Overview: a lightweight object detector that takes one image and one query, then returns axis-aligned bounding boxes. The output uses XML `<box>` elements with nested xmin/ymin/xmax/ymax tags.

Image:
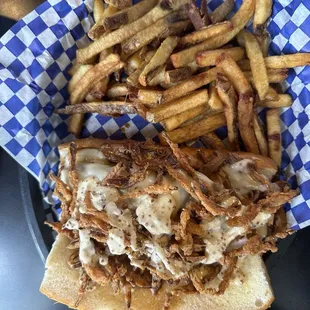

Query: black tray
<box><xmin>21</xmin><ymin>168</ymin><xmax>310</xmax><ymax>310</ymax></box>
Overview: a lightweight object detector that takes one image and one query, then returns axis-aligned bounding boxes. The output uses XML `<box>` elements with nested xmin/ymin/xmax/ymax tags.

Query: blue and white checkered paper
<box><xmin>0</xmin><ymin>0</ymin><xmax>309</xmax><ymax>229</ymax></box>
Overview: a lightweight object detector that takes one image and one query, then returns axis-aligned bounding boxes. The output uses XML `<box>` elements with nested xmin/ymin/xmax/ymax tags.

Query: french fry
<box><xmin>244</xmin><ymin>31</ymin><xmax>269</xmax><ymax>100</ymax></box>
<box><xmin>161</xmin><ymin>105</ymin><xmax>207</xmax><ymax>131</ymax></box>
<box><xmin>256</xmin><ymin>30</ymin><xmax>270</xmax><ymax>57</ymax></box>
<box><xmin>93</xmin><ymin>0</ymin><xmax>106</xmax><ymax>22</ymax></box>
<box><xmin>243</xmin><ymin>69</ymin><xmax>288</xmax><ymax>83</ymax></box>
<box><xmin>68</xmin><ymin>65</ymin><xmax>93</xmax><ymax>94</ymax></box>
<box><xmin>253</xmin><ymin>0</ymin><xmax>272</xmax><ymax>34</ymax></box>
<box><xmin>210</xmin><ymin>0</ymin><xmax>234</xmax><ymax>24</ymax></box>
<box><xmin>107</xmin><ymin>83</ymin><xmax>130</xmax><ymax>98</ymax></box>
<box><xmin>105</xmin><ymin>0</ymin><xmax>132</xmax><ymax>9</ymax></box>
<box><xmin>125</xmin><ymin>50</ymin><xmax>143</xmax><ymax>75</ymax></box>
<box><xmin>57</xmin><ymin>101</ymin><xmax>137</xmax><ymax>116</ymax></box>
<box><xmin>216</xmin><ymin>53</ymin><xmax>252</xmax><ymax>95</ymax></box>
<box><xmin>139</xmin><ymin>36</ymin><xmax>179</xmax><ymax>87</ymax></box>
<box><xmin>239</xmin><ymin>53</ymin><xmax>310</xmax><ymax>70</ymax></box>
<box><xmin>265</xmin><ymin>86</ymin><xmax>280</xmax><ymax>101</ymax></box>
<box><xmin>180</xmin><ymin>108</ymin><xmax>222</xmax><ymax>127</ymax></box>
<box><xmin>257</xmin><ymin>94</ymin><xmax>293</xmax><ymax>108</ymax></box>
<box><xmin>236</xmin><ymin>30</ymin><xmax>245</xmax><ymax>47</ymax></box>
<box><xmin>266</xmin><ymin>109</ymin><xmax>282</xmax><ymax>167</ymax></box>
<box><xmin>216</xmin><ymin>73</ymin><xmax>239</xmax><ymax>151</ymax></box>
<box><xmin>68</xmin><ymin>114</ymin><xmax>84</xmax><ymax>137</ymax></box>
<box><xmin>103</xmin><ymin>0</ymin><xmax>157</xmax><ymax>31</ymax></box>
<box><xmin>146</xmin><ymin>89</ymin><xmax>209</xmax><ymax>123</ymax></box>
<box><xmin>77</xmin><ymin>0</ymin><xmax>190</xmax><ymax>63</ymax></box>
<box><xmin>238</xmin><ymin>93</ymin><xmax>260</xmax><ymax>154</ymax></box>
<box><xmin>185</xmin><ymin>0</ymin><xmax>205</xmax><ymax>30</ymax></box>
<box><xmin>170</xmin><ymin>0</ymin><xmax>255</xmax><ymax>67</ymax></box>
<box><xmin>126</xmin><ymin>50</ymin><xmax>156</xmax><ymax>87</ymax></box>
<box><xmin>196</xmin><ymin>47</ymin><xmax>245</xmax><ymax>67</ymax></box>
<box><xmin>136</xmin><ymin>89</ymin><xmax>163</xmax><ymax>107</ymax></box>
<box><xmin>162</xmin><ymin>67</ymin><xmax>220</xmax><ymax>103</ymax></box>
<box><xmin>68</xmin><ymin>63</ymin><xmax>82</xmax><ymax>76</ymax></box>
<box><xmin>86</xmin><ymin>77</ymin><xmax>110</xmax><ymax>102</ymax></box>
<box><xmin>200</xmin><ymin>132</ymin><xmax>225</xmax><ymax>150</ymax></box>
<box><xmin>88</xmin><ymin>6</ymin><xmax>118</xmax><ymax>40</ymax></box>
<box><xmin>147</xmin><ymin>65</ymin><xmax>166</xmax><ymax>86</ymax></box>
<box><xmin>179</xmin><ymin>21</ymin><xmax>233</xmax><ymax>46</ymax></box>
<box><xmin>70</xmin><ymin>54</ymin><xmax>124</xmax><ymax>105</ymax></box>
<box><xmin>200</xmin><ymin>0</ymin><xmax>211</xmax><ymax>26</ymax></box>
<box><xmin>253</xmin><ymin>113</ymin><xmax>268</xmax><ymax>156</ymax></box>
<box><xmin>208</xmin><ymin>81</ymin><xmax>223</xmax><ymax>110</ymax></box>
<box><xmin>166</xmin><ymin>113</ymin><xmax>226</xmax><ymax>144</ymax></box>
<box><xmin>99</xmin><ymin>47</ymin><xmax>113</xmax><ymax>62</ymax></box>
<box><xmin>164</xmin><ymin>67</ymin><xmax>192</xmax><ymax>84</ymax></box>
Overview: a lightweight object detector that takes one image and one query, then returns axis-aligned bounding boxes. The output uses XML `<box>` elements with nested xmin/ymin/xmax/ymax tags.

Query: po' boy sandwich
<box><xmin>41</xmin><ymin>137</ymin><xmax>297</xmax><ymax>309</ymax></box>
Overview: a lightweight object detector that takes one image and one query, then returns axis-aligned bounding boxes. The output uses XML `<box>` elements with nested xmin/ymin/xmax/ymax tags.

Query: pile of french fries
<box><xmin>59</xmin><ymin>0</ymin><xmax>310</xmax><ymax>168</ymax></box>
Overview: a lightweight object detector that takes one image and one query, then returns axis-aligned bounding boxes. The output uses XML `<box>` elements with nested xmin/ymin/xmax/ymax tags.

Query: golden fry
<box><xmin>146</xmin><ymin>65</ymin><xmax>166</xmax><ymax>87</ymax></box>
<box><xmin>70</xmin><ymin>54</ymin><xmax>123</xmax><ymax>105</ymax></box>
<box><xmin>68</xmin><ymin>65</ymin><xmax>93</xmax><ymax>94</ymax></box>
<box><xmin>68</xmin><ymin>63</ymin><xmax>82</xmax><ymax>76</ymax></box>
<box><xmin>216</xmin><ymin>53</ymin><xmax>252</xmax><ymax>95</ymax></box>
<box><xmin>164</xmin><ymin>67</ymin><xmax>192</xmax><ymax>84</ymax></box>
<box><xmin>265</xmin><ymin>86</ymin><xmax>280</xmax><ymax>101</ymax></box>
<box><xmin>162</xmin><ymin>67</ymin><xmax>220</xmax><ymax>103</ymax></box>
<box><xmin>77</xmin><ymin>0</ymin><xmax>190</xmax><ymax>63</ymax></box>
<box><xmin>210</xmin><ymin>0</ymin><xmax>234</xmax><ymax>24</ymax></box>
<box><xmin>179</xmin><ymin>21</ymin><xmax>233</xmax><ymax>46</ymax></box>
<box><xmin>146</xmin><ymin>89</ymin><xmax>209</xmax><ymax>123</ymax></box>
<box><xmin>208</xmin><ymin>81</ymin><xmax>223</xmax><ymax>110</ymax></box>
<box><xmin>170</xmin><ymin>0</ymin><xmax>255</xmax><ymax>67</ymax></box>
<box><xmin>139</xmin><ymin>36</ymin><xmax>179</xmax><ymax>86</ymax></box>
<box><xmin>126</xmin><ymin>50</ymin><xmax>143</xmax><ymax>75</ymax></box>
<box><xmin>93</xmin><ymin>0</ymin><xmax>106</xmax><ymax>22</ymax></box>
<box><xmin>266</xmin><ymin>109</ymin><xmax>282</xmax><ymax>167</ymax></box>
<box><xmin>253</xmin><ymin>113</ymin><xmax>268</xmax><ymax>156</ymax></box>
<box><xmin>107</xmin><ymin>83</ymin><xmax>130</xmax><ymax>99</ymax></box>
<box><xmin>256</xmin><ymin>30</ymin><xmax>270</xmax><ymax>57</ymax></box>
<box><xmin>136</xmin><ymin>89</ymin><xmax>163</xmax><ymax>107</ymax></box>
<box><xmin>253</xmin><ymin>0</ymin><xmax>272</xmax><ymax>34</ymax></box>
<box><xmin>244</xmin><ymin>31</ymin><xmax>269</xmax><ymax>100</ymax></box>
<box><xmin>86</xmin><ymin>77</ymin><xmax>109</xmax><ymax>102</ymax></box>
<box><xmin>161</xmin><ymin>105</ymin><xmax>207</xmax><ymax>131</ymax></box>
<box><xmin>186</xmin><ymin>0</ymin><xmax>205</xmax><ymax>30</ymax></box>
<box><xmin>105</xmin><ymin>0</ymin><xmax>132</xmax><ymax>9</ymax></box>
<box><xmin>200</xmin><ymin>132</ymin><xmax>225</xmax><ymax>150</ymax></box>
<box><xmin>196</xmin><ymin>47</ymin><xmax>245</xmax><ymax>67</ymax></box>
<box><xmin>243</xmin><ymin>68</ymin><xmax>288</xmax><ymax>83</ymax></box>
<box><xmin>257</xmin><ymin>94</ymin><xmax>293</xmax><ymax>108</ymax></box>
<box><xmin>216</xmin><ymin>73</ymin><xmax>239</xmax><ymax>151</ymax></box>
<box><xmin>166</xmin><ymin>113</ymin><xmax>226</xmax><ymax>144</ymax></box>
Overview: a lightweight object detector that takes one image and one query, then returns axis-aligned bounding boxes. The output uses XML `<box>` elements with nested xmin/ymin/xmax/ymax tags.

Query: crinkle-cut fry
<box><xmin>216</xmin><ymin>52</ymin><xmax>252</xmax><ymax>96</ymax></box>
<box><xmin>161</xmin><ymin>105</ymin><xmax>207</xmax><ymax>131</ymax></box>
<box><xmin>208</xmin><ymin>81</ymin><xmax>223</xmax><ymax>110</ymax></box>
<box><xmin>70</xmin><ymin>54</ymin><xmax>123</xmax><ymax>105</ymax></box>
<box><xmin>257</xmin><ymin>94</ymin><xmax>293</xmax><ymax>108</ymax></box>
<box><xmin>57</xmin><ymin>101</ymin><xmax>137</xmax><ymax>116</ymax></box>
<box><xmin>244</xmin><ymin>31</ymin><xmax>269</xmax><ymax>100</ymax></box>
<box><xmin>210</xmin><ymin>0</ymin><xmax>234</xmax><ymax>24</ymax></box>
<box><xmin>162</xmin><ymin>67</ymin><xmax>220</xmax><ymax>103</ymax></box>
<box><xmin>170</xmin><ymin>0</ymin><xmax>255</xmax><ymax>67</ymax></box>
<box><xmin>136</xmin><ymin>89</ymin><xmax>163</xmax><ymax>107</ymax></box>
<box><xmin>196</xmin><ymin>47</ymin><xmax>245</xmax><ymax>68</ymax></box>
<box><xmin>77</xmin><ymin>0</ymin><xmax>191</xmax><ymax>63</ymax></box>
<box><xmin>103</xmin><ymin>0</ymin><xmax>157</xmax><ymax>31</ymax></box>
<box><xmin>200</xmin><ymin>132</ymin><xmax>225</xmax><ymax>150</ymax></box>
<box><xmin>179</xmin><ymin>21</ymin><xmax>233</xmax><ymax>47</ymax></box>
<box><xmin>120</xmin><ymin>8</ymin><xmax>186</xmax><ymax>55</ymax></box>
<box><xmin>68</xmin><ymin>65</ymin><xmax>93</xmax><ymax>94</ymax></box>
<box><xmin>94</xmin><ymin>0</ymin><xmax>106</xmax><ymax>22</ymax></box>
<box><xmin>185</xmin><ymin>0</ymin><xmax>205</xmax><ymax>30</ymax></box>
<box><xmin>166</xmin><ymin>113</ymin><xmax>226</xmax><ymax>144</ymax></box>
<box><xmin>146</xmin><ymin>89</ymin><xmax>209</xmax><ymax>123</ymax></box>
<box><xmin>107</xmin><ymin>83</ymin><xmax>130</xmax><ymax>99</ymax></box>
<box><xmin>86</xmin><ymin>77</ymin><xmax>109</xmax><ymax>102</ymax></box>
<box><xmin>139</xmin><ymin>36</ymin><xmax>179</xmax><ymax>87</ymax></box>
<box><xmin>253</xmin><ymin>0</ymin><xmax>272</xmax><ymax>34</ymax></box>
<box><xmin>243</xmin><ymin>68</ymin><xmax>288</xmax><ymax>83</ymax></box>
<box><xmin>253</xmin><ymin>113</ymin><xmax>268</xmax><ymax>157</ymax></box>
<box><xmin>238</xmin><ymin>93</ymin><xmax>260</xmax><ymax>154</ymax></box>
<box><xmin>126</xmin><ymin>50</ymin><xmax>156</xmax><ymax>87</ymax></box>
<box><xmin>266</xmin><ymin>108</ymin><xmax>282</xmax><ymax>167</ymax></box>
<box><xmin>105</xmin><ymin>0</ymin><xmax>132</xmax><ymax>9</ymax></box>
<box><xmin>216</xmin><ymin>72</ymin><xmax>239</xmax><ymax>151</ymax></box>
<box><xmin>164</xmin><ymin>67</ymin><xmax>192</xmax><ymax>84</ymax></box>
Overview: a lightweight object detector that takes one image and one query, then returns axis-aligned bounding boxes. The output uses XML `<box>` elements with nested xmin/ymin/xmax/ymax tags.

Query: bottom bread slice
<box><xmin>40</xmin><ymin>235</ymin><xmax>274</xmax><ymax>310</ymax></box>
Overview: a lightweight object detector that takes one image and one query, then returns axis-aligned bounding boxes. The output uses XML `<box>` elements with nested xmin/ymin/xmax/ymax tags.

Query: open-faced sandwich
<box><xmin>41</xmin><ymin>137</ymin><xmax>297</xmax><ymax>309</ymax></box>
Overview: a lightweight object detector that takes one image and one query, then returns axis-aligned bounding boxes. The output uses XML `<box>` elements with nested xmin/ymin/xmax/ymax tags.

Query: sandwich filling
<box><xmin>48</xmin><ymin>139</ymin><xmax>297</xmax><ymax>309</ymax></box>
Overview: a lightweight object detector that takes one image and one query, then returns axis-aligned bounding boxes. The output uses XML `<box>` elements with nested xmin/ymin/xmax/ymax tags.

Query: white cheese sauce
<box><xmin>107</xmin><ymin>228</ymin><xmax>126</xmax><ymax>255</ymax></box>
<box><xmin>79</xmin><ymin>229</ymin><xmax>95</xmax><ymax>265</ymax></box>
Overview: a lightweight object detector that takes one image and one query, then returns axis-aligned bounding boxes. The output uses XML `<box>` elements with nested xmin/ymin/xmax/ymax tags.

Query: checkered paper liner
<box><xmin>0</xmin><ymin>0</ymin><xmax>309</xmax><ymax>229</ymax></box>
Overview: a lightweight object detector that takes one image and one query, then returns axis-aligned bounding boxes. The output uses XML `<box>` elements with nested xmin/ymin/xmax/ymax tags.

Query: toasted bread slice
<box><xmin>40</xmin><ymin>235</ymin><xmax>274</xmax><ymax>310</ymax></box>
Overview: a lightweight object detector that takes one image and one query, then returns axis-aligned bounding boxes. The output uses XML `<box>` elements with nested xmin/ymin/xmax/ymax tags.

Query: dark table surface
<box><xmin>1</xmin><ymin>1</ymin><xmax>310</xmax><ymax>310</ymax></box>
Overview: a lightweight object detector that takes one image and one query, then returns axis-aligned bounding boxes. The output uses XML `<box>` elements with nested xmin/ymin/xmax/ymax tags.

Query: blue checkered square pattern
<box><xmin>0</xmin><ymin>0</ymin><xmax>310</xmax><ymax>229</ymax></box>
